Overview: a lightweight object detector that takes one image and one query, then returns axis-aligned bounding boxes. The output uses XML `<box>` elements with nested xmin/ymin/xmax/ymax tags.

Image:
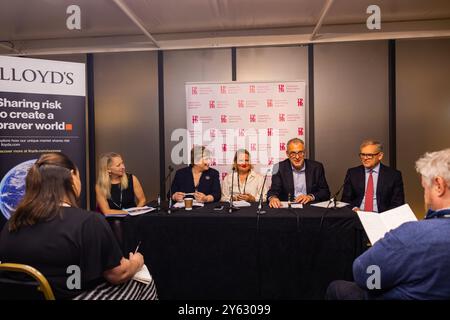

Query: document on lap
<box><xmin>357</xmin><ymin>204</ymin><xmax>417</xmax><ymax>245</ymax></box>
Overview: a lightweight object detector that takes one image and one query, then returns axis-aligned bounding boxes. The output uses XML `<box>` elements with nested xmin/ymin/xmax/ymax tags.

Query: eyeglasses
<box><xmin>288</xmin><ymin>151</ymin><xmax>305</xmax><ymax>158</ymax></box>
<box><xmin>359</xmin><ymin>152</ymin><xmax>380</xmax><ymax>159</ymax></box>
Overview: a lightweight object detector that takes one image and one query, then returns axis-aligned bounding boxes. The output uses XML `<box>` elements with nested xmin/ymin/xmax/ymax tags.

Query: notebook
<box><xmin>133</xmin><ymin>264</ymin><xmax>152</xmax><ymax>285</ymax></box>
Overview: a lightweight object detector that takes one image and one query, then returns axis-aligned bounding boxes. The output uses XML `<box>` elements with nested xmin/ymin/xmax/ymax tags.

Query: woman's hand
<box><xmin>172</xmin><ymin>192</ymin><xmax>185</xmax><ymax>202</ymax></box>
<box><xmin>194</xmin><ymin>192</ymin><xmax>213</xmax><ymax>203</ymax></box>
<box><xmin>237</xmin><ymin>193</ymin><xmax>255</xmax><ymax>202</ymax></box>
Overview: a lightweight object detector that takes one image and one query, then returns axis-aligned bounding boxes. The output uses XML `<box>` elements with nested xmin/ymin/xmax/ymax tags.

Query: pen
<box><xmin>134</xmin><ymin>241</ymin><xmax>141</xmax><ymax>254</ymax></box>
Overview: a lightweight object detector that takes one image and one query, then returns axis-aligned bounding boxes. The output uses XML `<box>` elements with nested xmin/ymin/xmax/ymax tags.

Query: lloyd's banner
<box><xmin>185</xmin><ymin>81</ymin><xmax>306</xmax><ymax>180</ymax></box>
<box><xmin>0</xmin><ymin>56</ymin><xmax>86</xmax><ymax>224</ymax></box>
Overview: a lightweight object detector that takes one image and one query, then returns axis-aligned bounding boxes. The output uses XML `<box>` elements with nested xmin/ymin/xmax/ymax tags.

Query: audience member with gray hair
<box><xmin>327</xmin><ymin>148</ymin><xmax>450</xmax><ymax>300</ymax></box>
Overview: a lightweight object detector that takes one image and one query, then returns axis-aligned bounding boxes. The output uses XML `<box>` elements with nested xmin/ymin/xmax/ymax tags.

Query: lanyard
<box><xmin>237</xmin><ymin>172</ymin><xmax>249</xmax><ymax>194</ymax></box>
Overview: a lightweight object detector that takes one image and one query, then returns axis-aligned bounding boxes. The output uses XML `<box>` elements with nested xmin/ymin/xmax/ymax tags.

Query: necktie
<box><xmin>364</xmin><ymin>170</ymin><xmax>374</xmax><ymax>212</ymax></box>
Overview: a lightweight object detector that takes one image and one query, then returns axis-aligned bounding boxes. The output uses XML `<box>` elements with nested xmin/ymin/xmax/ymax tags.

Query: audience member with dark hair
<box><xmin>0</xmin><ymin>153</ymin><xmax>157</xmax><ymax>300</ymax></box>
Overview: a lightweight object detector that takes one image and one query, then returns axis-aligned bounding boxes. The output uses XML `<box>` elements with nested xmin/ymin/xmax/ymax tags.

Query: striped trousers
<box><xmin>73</xmin><ymin>279</ymin><xmax>158</xmax><ymax>300</ymax></box>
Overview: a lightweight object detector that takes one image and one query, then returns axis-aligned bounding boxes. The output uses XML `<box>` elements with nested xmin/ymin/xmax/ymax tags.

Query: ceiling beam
<box><xmin>310</xmin><ymin>0</ymin><xmax>335</xmax><ymax>41</ymax></box>
<box><xmin>111</xmin><ymin>0</ymin><xmax>160</xmax><ymax>48</ymax></box>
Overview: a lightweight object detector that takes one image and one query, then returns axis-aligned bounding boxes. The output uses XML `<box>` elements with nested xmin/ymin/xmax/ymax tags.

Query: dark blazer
<box><xmin>341</xmin><ymin>163</ymin><xmax>405</xmax><ymax>212</ymax></box>
<box><xmin>169</xmin><ymin>166</ymin><xmax>221</xmax><ymax>202</ymax></box>
<box><xmin>267</xmin><ymin>159</ymin><xmax>330</xmax><ymax>202</ymax></box>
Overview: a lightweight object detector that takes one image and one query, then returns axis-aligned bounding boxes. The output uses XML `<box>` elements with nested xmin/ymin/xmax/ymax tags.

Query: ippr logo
<box><xmin>278</xmin><ymin>84</ymin><xmax>285</xmax><ymax>93</ymax></box>
<box><xmin>192</xmin><ymin>115</ymin><xmax>199</xmax><ymax>123</ymax></box>
<box><xmin>266</xmin><ymin>99</ymin><xmax>273</xmax><ymax>107</ymax></box>
<box><xmin>280</xmin><ymin>143</ymin><xmax>286</xmax><ymax>151</ymax></box>
<box><xmin>238</xmin><ymin>128</ymin><xmax>245</xmax><ymax>137</ymax></box>
<box><xmin>249</xmin><ymin>85</ymin><xmax>256</xmax><ymax>93</ymax></box>
<box><xmin>250</xmin><ymin>143</ymin><xmax>257</xmax><ymax>151</ymax></box>
<box><xmin>209</xmin><ymin>100</ymin><xmax>215</xmax><ymax>109</ymax></box>
<box><xmin>298</xmin><ymin>127</ymin><xmax>304</xmax><ymax>136</ymax></box>
<box><xmin>297</xmin><ymin>98</ymin><xmax>304</xmax><ymax>107</ymax></box>
<box><xmin>210</xmin><ymin>158</ymin><xmax>217</xmax><ymax>166</ymax></box>
<box><xmin>268</xmin><ymin>157</ymin><xmax>274</xmax><ymax>165</ymax></box>
<box><xmin>221</xmin><ymin>115</ymin><xmax>227</xmax><ymax>123</ymax></box>
<box><xmin>191</xmin><ymin>87</ymin><xmax>198</xmax><ymax>95</ymax></box>
<box><xmin>220</xmin><ymin>85</ymin><xmax>227</xmax><ymax>94</ymax></box>
<box><xmin>279</xmin><ymin>113</ymin><xmax>285</xmax><ymax>122</ymax></box>
<box><xmin>221</xmin><ymin>172</ymin><xmax>228</xmax><ymax>180</ymax></box>
<box><xmin>249</xmin><ymin>114</ymin><xmax>256</xmax><ymax>123</ymax></box>
<box><xmin>238</xmin><ymin>99</ymin><xmax>244</xmax><ymax>108</ymax></box>
<box><xmin>222</xmin><ymin>144</ymin><xmax>227</xmax><ymax>152</ymax></box>
<box><xmin>267</xmin><ymin>128</ymin><xmax>273</xmax><ymax>136</ymax></box>
<box><xmin>209</xmin><ymin>129</ymin><xmax>216</xmax><ymax>138</ymax></box>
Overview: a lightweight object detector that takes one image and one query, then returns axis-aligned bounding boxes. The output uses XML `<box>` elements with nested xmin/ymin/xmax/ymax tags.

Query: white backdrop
<box><xmin>185</xmin><ymin>81</ymin><xmax>306</xmax><ymax>180</ymax></box>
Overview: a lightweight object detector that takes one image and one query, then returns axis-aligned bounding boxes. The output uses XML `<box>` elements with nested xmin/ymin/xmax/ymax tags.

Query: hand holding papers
<box><xmin>357</xmin><ymin>204</ymin><xmax>417</xmax><ymax>245</ymax></box>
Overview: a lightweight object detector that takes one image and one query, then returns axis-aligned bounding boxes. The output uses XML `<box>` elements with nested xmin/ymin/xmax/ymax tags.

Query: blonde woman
<box><xmin>96</xmin><ymin>152</ymin><xmax>146</xmax><ymax>215</ymax></box>
<box><xmin>221</xmin><ymin>149</ymin><xmax>268</xmax><ymax>202</ymax></box>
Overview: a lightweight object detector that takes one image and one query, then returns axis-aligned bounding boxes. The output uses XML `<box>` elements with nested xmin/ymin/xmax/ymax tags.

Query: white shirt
<box><xmin>221</xmin><ymin>170</ymin><xmax>269</xmax><ymax>202</ymax></box>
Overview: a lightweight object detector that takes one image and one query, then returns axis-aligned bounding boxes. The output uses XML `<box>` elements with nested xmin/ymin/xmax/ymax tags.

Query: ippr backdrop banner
<box><xmin>185</xmin><ymin>81</ymin><xmax>306</xmax><ymax>180</ymax></box>
<box><xmin>0</xmin><ymin>56</ymin><xmax>86</xmax><ymax>226</ymax></box>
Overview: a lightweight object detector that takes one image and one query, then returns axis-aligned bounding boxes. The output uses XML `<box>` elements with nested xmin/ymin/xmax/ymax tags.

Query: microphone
<box><xmin>165</xmin><ymin>165</ymin><xmax>174</xmax><ymax>214</ymax></box>
<box><xmin>326</xmin><ymin>174</ymin><xmax>349</xmax><ymax>210</ymax></box>
<box><xmin>320</xmin><ymin>174</ymin><xmax>350</xmax><ymax>229</ymax></box>
<box><xmin>228</xmin><ymin>167</ymin><xmax>239</xmax><ymax>213</ymax></box>
<box><xmin>257</xmin><ymin>168</ymin><xmax>271</xmax><ymax>215</ymax></box>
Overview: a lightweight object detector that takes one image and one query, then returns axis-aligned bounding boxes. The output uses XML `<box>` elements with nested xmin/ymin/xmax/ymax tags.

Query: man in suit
<box><xmin>267</xmin><ymin>138</ymin><xmax>330</xmax><ymax>208</ymax></box>
<box><xmin>341</xmin><ymin>140</ymin><xmax>405</xmax><ymax>213</ymax></box>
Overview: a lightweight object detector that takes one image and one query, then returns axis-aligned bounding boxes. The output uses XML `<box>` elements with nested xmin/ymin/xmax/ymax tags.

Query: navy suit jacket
<box><xmin>267</xmin><ymin>159</ymin><xmax>331</xmax><ymax>202</ymax></box>
<box><xmin>169</xmin><ymin>166</ymin><xmax>221</xmax><ymax>202</ymax></box>
<box><xmin>341</xmin><ymin>163</ymin><xmax>405</xmax><ymax>212</ymax></box>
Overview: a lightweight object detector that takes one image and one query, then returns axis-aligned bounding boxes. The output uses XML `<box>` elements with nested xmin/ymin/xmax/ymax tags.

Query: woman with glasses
<box><xmin>221</xmin><ymin>149</ymin><xmax>269</xmax><ymax>202</ymax></box>
<box><xmin>170</xmin><ymin>145</ymin><xmax>221</xmax><ymax>203</ymax></box>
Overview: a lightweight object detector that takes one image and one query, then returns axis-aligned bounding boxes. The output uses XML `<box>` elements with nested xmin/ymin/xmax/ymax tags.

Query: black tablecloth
<box><xmin>122</xmin><ymin>203</ymin><xmax>366</xmax><ymax>300</ymax></box>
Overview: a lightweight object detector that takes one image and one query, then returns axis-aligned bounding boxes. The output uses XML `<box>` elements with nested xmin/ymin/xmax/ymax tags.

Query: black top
<box><xmin>169</xmin><ymin>166</ymin><xmax>221</xmax><ymax>202</ymax></box>
<box><xmin>341</xmin><ymin>163</ymin><xmax>405</xmax><ymax>212</ymax></box>
<box><xmin>0</xmin><ymin>207</ymin><xmax>123</xmax><ymax>299</ymax></box>
<box><xmin>267</xmin><ymin>158</ymin><xmax>331</xmax><ymax>202</ymax></box>
<box><xmin>108</xmin><ymin>173</ymin><xmax>137</xmax><ymax>210</ymax></box>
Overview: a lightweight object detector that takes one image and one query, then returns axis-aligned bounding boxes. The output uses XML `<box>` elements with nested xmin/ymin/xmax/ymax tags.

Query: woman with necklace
<box><xmin>170</xmin><ymin>146</ymin><xmax>221</xmax><ymax>203</ymax></box>
<box><xmin>96</xmin><ymin>152</ymin><xmax>146</xmax><ymax>215</ymax></box>
<box><xmin>221</xmin><ymin>149</ymin><xmax>268</xmax><ymax>202</ymax></box>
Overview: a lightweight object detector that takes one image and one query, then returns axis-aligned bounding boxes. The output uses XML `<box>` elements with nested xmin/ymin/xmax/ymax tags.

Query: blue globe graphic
<box><xmin>0</xmin><ymin>159</ymin><xmax>37</xmax><ymax>220</ymax></box>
